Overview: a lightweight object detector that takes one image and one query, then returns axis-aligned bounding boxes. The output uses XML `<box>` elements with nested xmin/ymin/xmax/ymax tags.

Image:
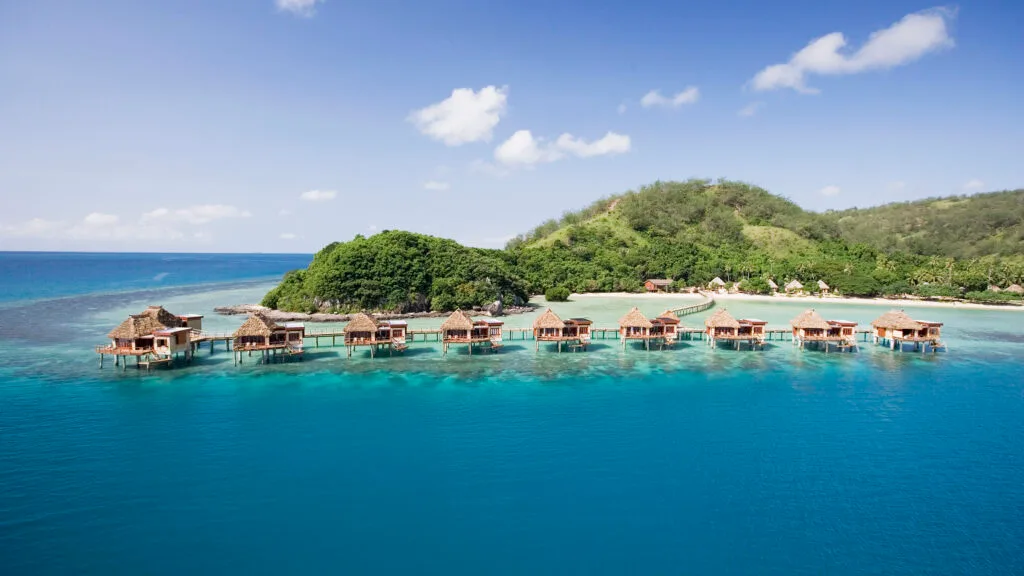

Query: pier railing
<box><xmin>668</xmin><ymin>291</ymin><xmax>715</xmax><ymax>317</ymax></box>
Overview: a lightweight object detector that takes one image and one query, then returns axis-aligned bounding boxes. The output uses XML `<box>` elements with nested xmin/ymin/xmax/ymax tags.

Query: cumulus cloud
<box><xmin>640</xmin><ymin>87</ymin><xmax>700</xmax><ymax>108</ymax></box>
<box><xmin>423</xmin><ymin>181</ymin><xmax>450</xmax><ymax>191</ymax></box>
<box><xmin>494</xmin><ymin>130</ymin><xmax>631</xmax><ymax>167</ymax></box>
<box><xmin>819</xmin><ymin>185</ymin><xmax>841</xmax><ymax>197</ymax></box>
<box><xmin>82</xmin><ymin>212</ymin><xmax>119</xmax><ymax>226</ymax></box>
<box><xmin>0</xmin><ymin>218</ymin><xmax>65</xmax><ymax>238</ymax></box>
<box><xmin>276</xmin><ymin>0</ymin><xmax>324</xmax><ymax>17</ymax></box>
<box><xmin>963</xmin><ymin>179</ymin><xmax>985</xmax><ymax>192</ymax></box>
<box><xmin>299</xmin><ymin>190</ymin><xmax>337</xmax><ymax>202</ymax></box>
<box><xmin>737</xmin><ymin>102</ymin><xmax>764</xmax><ymax>117</ymax></box>
<box><xmin>142</xmin><ymin>205</ymin><xmax>252</xmax><ymax>224</ymax></box>
<box><xmin>408</xmin><ymin>86</ymin><xmax>508</xmax><ymax>146</ymax></box>
<box><xmin>750</xmin><ymin>8</ymin><xmax>954</xmax><ymax>93</ymax></box>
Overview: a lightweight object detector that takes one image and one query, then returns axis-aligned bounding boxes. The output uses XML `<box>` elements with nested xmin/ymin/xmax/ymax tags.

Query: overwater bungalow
<box><xmin>644</xmin><ymin>279</ymin><xmax>672</xmax><ymax>292</ymax></box>
<box><xmin>704</xmin><ymin>309</ymin><xmax>766</xmax><ymax>350</ymax></box>
<box><xmin>871</xmin><ymin>310</ymin><xmax>944</xmax><ymax>352</ymax></box>
<box><xmin>532</xmin><ymin>308</ymin><xmax>592</xmax><ymax>352</ymax></box>
<box><xmin>232</xmin><ymin>313</ymin><xmax>304</xmax><ymax>364</ymax></box>
<box><xmin>785</xmin><ymin>280</ymin><xmax>804</xmax><ymax>295</ymax></box>
<box><xmin>441</xmin><ymin>310</ymin><xmax>502</xmax><ymax>355</ymax></box>
<box><xmin>790</xmin><ymin>309</ymin><xmax>857</xmax><ymax>352</ymax></box>
<box><xmin>96</xmin><ymin>305</ymin><xmax>201</xmax><ymax>369</ymax></box>
<box><xmin>342</xmin><ymin>313</ymin><xmax>407</xmax><ymax>358</ymax></box>
<box><xmin>618</xmin><ymin>307</ymin><xmax>679</xmax><ymax>350</ymax></box>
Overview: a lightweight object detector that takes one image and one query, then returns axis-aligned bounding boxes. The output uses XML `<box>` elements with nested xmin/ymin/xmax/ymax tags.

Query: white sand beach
<box><xmin>570</xmin><ymin>291</ymin><xmax>1024</xmax><ymax>312</ymax></box>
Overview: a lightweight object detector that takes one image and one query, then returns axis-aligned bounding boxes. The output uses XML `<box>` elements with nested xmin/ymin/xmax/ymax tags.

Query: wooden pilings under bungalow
<box><xmin>704</xmin><ymin>308</ymin><xmax>767</xmax><ymax>350</ymax></box>
<box><xmin>871</xmin><ymin>310</ymin><xmax>945</xmax><ymax>352</ymax></box>
<box><xmin>532</xmin><ymin>308</ymin><xmax>592</xmax><ymax>352</ymax></box>
<box><xmin>342</xmin><ymin>313</ymin><xmax>408</xmax><ymax>358</ymax></box>
<box><xmin>232</xmin><ymin>313</ymin><xmax>305</xmax><ymax>365</ymax></box>
<box><xmin>441</xmin><ymin>309</ymin><xmax>503</xmax><ymax>355</ymax></box>
<box><xmin>618</xmin><ymin>307</ymin><xmax>681</xmax><ymax>350</ymax></box>
<box><xmin>790</xmin><ymin>309</ymin><xmax>859</xmax><ymax>352</ymax></box>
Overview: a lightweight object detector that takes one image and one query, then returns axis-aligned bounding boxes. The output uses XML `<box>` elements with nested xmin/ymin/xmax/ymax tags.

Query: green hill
<box><xmin>823</xmin><ymin>189</ymin><xmax>1024</xmax><ymax>258</ymax></box>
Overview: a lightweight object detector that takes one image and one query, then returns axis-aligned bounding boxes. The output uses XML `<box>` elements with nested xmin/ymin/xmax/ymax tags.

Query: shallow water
<box><xmin>1</xmin><ymin>254</ymin><xmax>1023</xmax><ymax>575</ymax></box>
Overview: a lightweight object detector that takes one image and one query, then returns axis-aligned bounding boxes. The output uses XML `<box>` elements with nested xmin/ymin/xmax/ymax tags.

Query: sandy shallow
<box><xmin>570</xmin><ymin>291</ymin><xmax>1024</xmax><ymax>312</ymax></box>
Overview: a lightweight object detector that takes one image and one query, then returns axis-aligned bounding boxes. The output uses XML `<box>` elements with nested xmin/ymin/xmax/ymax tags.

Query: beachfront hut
<box><xmin>532</xmin><ymin>308</ymin><xmax>591</xmax><ymax>352</ymax></box>
<box><xmin>817</xmin><ymin>280</ymin><xmax>830</xmax><ymax>295</ymax></box>
<box><xmin>232</xmin><ymin>313</ymin><xmax>303</xmax><ymax>364</ymax></box>
<box><xmin>785</xmin><ymin>280</ymin><xmax>804</xmax><ymax>295</ymax></box>
<box><xmin>342</xmin><ymin>313</ymin><xmax>405</xmax><ymax>358</ymax></box>
<box><xmin>790</xmin><ymin>309</ymin><xmax>857</xmax><ymax>352</ymax></box>
<box><xmin>871</xmin><ymin>310</ymin><xmax>944</xmax><ymax>352</ymax></box>
<box><xmin>708</xmin><ymin>277</ymin><xmax>727</xmax><ymax>292</ymax></box>
<box><xmin>988</xmin><ymin>284</ymin><xmax>1002</xmax><ymax>293</ymax></box>
<box><xmin>441</xmin><ymin>310</ymin><xmax>501</xmax><ymax>355</ymax></box>
<box><xmin>767</xmin><ymin>279</ymin><xmax>779</xmax><ymax>293</ymax></box>
<box><xmin>644</xmin><ymin>279</ymin><xmax>672</xmax><ymax>292</ymax></box>
<box><xmin>704</xmin><ymin>309</ymin><xmax>765</xmax><ymax>350</ymax></box>
<box><xmin>1005</xmin><ymin>284</ymin><xmax>1024</xmax><ymax>294</ymax></box>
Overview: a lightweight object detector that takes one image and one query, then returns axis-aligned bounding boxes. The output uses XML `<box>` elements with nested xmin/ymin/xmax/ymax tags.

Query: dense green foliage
<box><xmin>264</xmin><ymin>181</ymin><xmax>1024</xmax><ymax>312</ymax></box>
<box><xmin>262</xmin><ymin>231</ymin><xmax>528</xmax><ymax>313</ymax></box>
<box><xmin>544</xmin><ymin>286</ymin><xmax>571</xmax><ymax>302</ymax></box>
<box><xmin>825</xmin><ymin>189</ymin><xmax>1024</xmax><ymax>258</ymax></box>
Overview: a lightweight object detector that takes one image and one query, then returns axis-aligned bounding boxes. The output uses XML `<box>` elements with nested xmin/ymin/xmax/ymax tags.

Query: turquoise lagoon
<box><xmin>1</xmin><ymin>253</ymin><xmax>1023</xmax><ymax>574</ymax></box>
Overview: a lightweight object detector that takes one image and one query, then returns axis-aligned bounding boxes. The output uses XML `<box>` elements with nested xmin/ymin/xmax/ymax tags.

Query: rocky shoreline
<box><xmin>214</xmin><ymin>303</ymin><xmax>538</xmax><ymax>323</ymax></box>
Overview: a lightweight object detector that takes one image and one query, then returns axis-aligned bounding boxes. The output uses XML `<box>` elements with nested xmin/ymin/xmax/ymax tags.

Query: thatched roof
<box><xmin>767</xmin><ymin>279</ymin><xmax>779</xmax><ymax>290</ymax></box>
<box><xmin>140</xmin><ymin>305</ymin><xmax>182</xmax><ymax>327</ymax></box>
<box><xmin>441</xmin><ymin>309</ymin><xmax>474</xmax><ymax>331</ymax></box>
<box><xmin>344</xmin><ymin>312</ymin><xmax>379</xmax><ymax>333</ymax></box>
<box><xmin>108</xmin><ymin>314</ymin><xmax>165</xmax><ymax>339</ymax></box>
<box><xmin>871</xmin><ymin>309</ymin><xmax>922</xmax><ymax>330</ymax></box>
<box><xmin>785</xmin><ymin>279</ymin><xmax>803</xmax><ymax>291</ymax></box>
<box><xmin>791</xmin><ymin>309</ymin><xmax>830</xmax><ymax>330</ymax></box>
<box><xmin>646</xmin><ymin>279</ymin><xmax>672</xmax><ymax>286</ymax></box>
<box><xmin>1005</xmin><ymin>284</ymin><xmax>1024</xmax><ymax>294</ymax></box>
<box><xmin>659</xmin><ymin>309</ymin><xmax>679</xmax><ymax>321</ymax></box>
<box><xmin>533</xmin><ymin>308</ymin><xmax>565</xmax><ymax>330</ymax></box>
<box><xmin>709</xmin><ymin>277</ymin><xmax>726</xmax><ymax>287</ymax></box>
<box><xmin>619</xmin><ymin>306</ymin><xmax>653</xmax><ymax>329</ymax></box>
<box><xmin>233</xmin><ymin>313</ymin><xmax>279</xmax><ymax>338</ymax></box>
<box><xmin>988</xmin><ymin>284</ymin><xmax>1002</xmax><ymax>293</ymax></box>
<box><xmin>705</xmin><ymin>308</ymin><xmax>740</xmax><ymax>329</ymax></box>
<box><xmin>817</xmin><ymin>280</ymin><xmax>830</xmax><ymax>290</ymax></box>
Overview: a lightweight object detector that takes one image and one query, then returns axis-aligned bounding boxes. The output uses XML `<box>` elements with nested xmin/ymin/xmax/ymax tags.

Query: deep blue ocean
<box><xmin>1</xmin><ymin>252</ymin><xmax>1023</xmax><ymax>575</ymax></box>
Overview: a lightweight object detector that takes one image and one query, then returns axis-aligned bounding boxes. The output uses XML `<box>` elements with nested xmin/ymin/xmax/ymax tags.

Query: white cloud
<box><xmin>819</xmin><ymin>185</ymin><xmax>841</xmax><ymax>197</ymax></box>
<box><xmin>280</xmin><ymin>233</ymin><xmax>297</xmax><ymax>240</ymax></box>
<box><xmin>640</xmin><ymin>87</ymin><xmax>700</xmax><ymax>108</ymax></box>
<box><xmin>617</xmin><ymin>103</ymin><xmax>627</xmax><ymax>115</ymax></box>
<box><xmin>82</xmin><ymin>212</ymin><xmax>119</xmax><ymax>226</ymax></box>
<box><xmin>963</xmin><ymin>179</ymin><xmax>985</xmax><ymax>192</ymax></box>
<box><xmin>276</xmin><ymin>0</ymin><xmax>323</xmax><ymax>17</ymax></box>
<box><xmin>299</xmin><ymin>189</ymin><xmax>337</xmax><ymax>202</ymax></box>
<box><xmin>408</xmin><ymin>86</ymin><xmax>508</xmax><ymax>146</ymax></box>
<box><xmin>0</xmin><ymin>218</ymin><xmax>65</xmax><ymax>238</ymax></box>
<box><xmin>738</xmin><ymin>102</ymin><xmax>764</xmax><ymax>117</ymax></box>
<box><xmin>751</xmin><ymin>8</ymin><xmax>954</xmax><ymax>93</ymax></box>
<box><xmin>423</xmin><ymin>181</ymin><xmax>450</xmax><ymax>191</ymax></box>
<box><xmin>494</xmin><ymin>130</ymin><xmax>632</xmax><ymax>167</ymax></box>
<box><xmin>141</xmin><ymin>205</ymin><xmax>252</xmax><ymax>225</ymax></box>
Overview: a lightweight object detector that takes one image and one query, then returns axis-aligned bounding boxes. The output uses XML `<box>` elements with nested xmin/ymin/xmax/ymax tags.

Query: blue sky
<box><xmin>1</xmin><ymin>0</ymin><xmax>1022</xmax><ymax>252</ymax></box>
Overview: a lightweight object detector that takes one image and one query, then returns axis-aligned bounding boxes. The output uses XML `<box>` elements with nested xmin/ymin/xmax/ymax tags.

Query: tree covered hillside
<box><xmin>506</xmin><ymin>180</ymin><xmax>1024</xmax><ymax>298</ymax></box>
<box><xmin>824</xmin><ymin>189</ymin><xmax>1024</xmax><ymax>258</ymax></box>
<box><xmin>262</xmin><ymin>231</ymin><xmax>528</xmax><ymax>313</ymax></box>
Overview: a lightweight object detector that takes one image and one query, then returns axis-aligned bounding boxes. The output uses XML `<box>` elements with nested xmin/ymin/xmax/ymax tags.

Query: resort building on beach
<box><xmin>618</xmin><ymin>307</ymin><xmax>680</xmax><ymax>350</ymax></box>
<box><xmin>232</xmin><ymin>313</ymin><xmax>304</xmax><ymax>364</ymax></box>
<box><xmin>708</xmin><ymin>277</ymin><xmax>727</xmax><ymax>292</ymax></box>
<box><xmin>817</xmin><ymin>280</ymin><xmax>831</xmax><ymax>295</ymax></box>
<box><xmin>790</xmin><ymin>309</ymin><xmax>857</xmax><ymax>352</ymax></box>
<box><xmin>704</xmin><ymin>309</ymin><xmax>766</xmax><ymax>350</ymax></box>
<box><xmin>342</xmin><ymin>313</ymin><xmax>407</xmax><ymax>358</ymax></box>
<box><xmin>441</xmin><ymin>310</ymin><xmax>503</xmax><ymax>355</ymax></box>
<box><xmin>1005</xmin><ymin>284</ymin><xmax>1024</xmax><ymax>294</ymax></box>
<box><xmin>785</xmin><ymin>280</ymin><xmax>804</xmax><ymax>295</ymax></box>
<box><xmin>532</xmin><ymin>308</ymin><xmax>592</xmax><ymax>352</ymax></box>
<box><xmin>871</xmin><ymin>310</ymin><xmax>944</xmax><ymax>352</ymax></box>
<box><xmin>644</xmin><ymin>279</ymin><xmax>672</xmax><ymax>292</ymax></box>
<box><xmin>767</xmin><ymin>279</ymin><xmax>779</xmax><ymax>293</ymax></box>
<box><xmin>96</xmin><ymin>305</ymin><xmax>203</xmax><ymax>369</ymax></box>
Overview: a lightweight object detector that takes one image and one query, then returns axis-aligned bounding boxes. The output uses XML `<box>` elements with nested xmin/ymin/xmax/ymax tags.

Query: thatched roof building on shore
<box><xmin>767</xmin><ymin>279</ymin><xmax>779</xmax><ymax>292</ymax></box>
<box><xmin>817</xmin><ymin>280</ymin><xmax>830</xmax><ymax>294</ymax></box>
<box><xmin>1005</xmin><ymin>284</ymin><xmax>1024</xmax><ymax>294</ymax></box>
<box><xmin>785</xmin><ymin>279</ymin><xmax>804</xmax><ymax>293</ymax></box>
